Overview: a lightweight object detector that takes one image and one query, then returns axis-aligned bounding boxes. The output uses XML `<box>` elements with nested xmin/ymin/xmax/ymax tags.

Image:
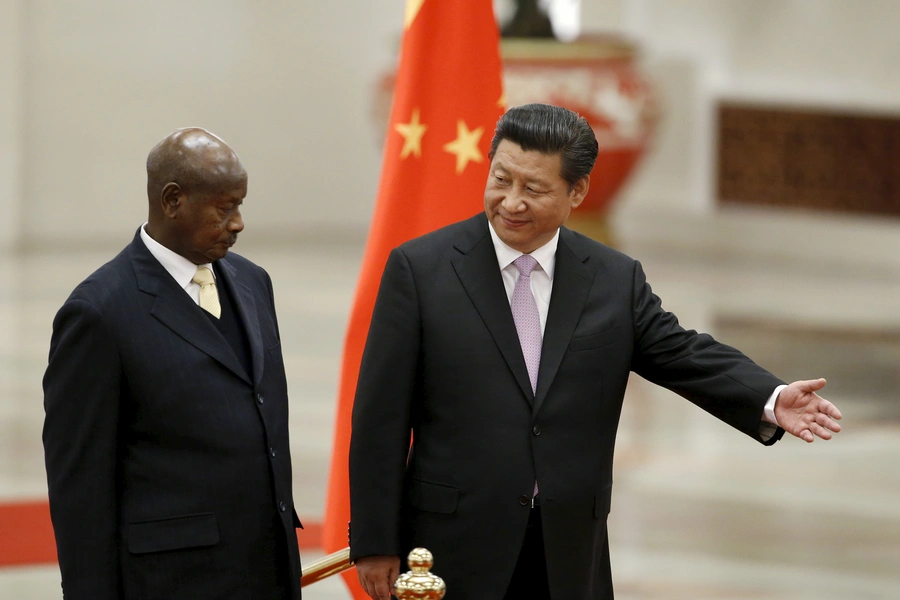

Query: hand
<box><xmin>356</xmin><ymin>554</ymin><xmax>401</xmax><ymax>600</ymax></box>
<box><xmin>774</xmin><ymin>378</ymin><xmax>842</xmax><ymax>443</ymax></box>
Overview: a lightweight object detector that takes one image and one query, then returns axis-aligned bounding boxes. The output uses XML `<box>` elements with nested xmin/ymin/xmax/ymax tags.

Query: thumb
<box><xmin>796</xmin><ymin>378</ymin><xmax>826</xmax><ymax>392</ymax></box>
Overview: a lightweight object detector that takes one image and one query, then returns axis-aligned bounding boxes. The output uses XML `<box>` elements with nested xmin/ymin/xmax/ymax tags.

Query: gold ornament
<box><xmin>393</xmin><ymin>547</ymin><xmax>446</xmax><ymax>599</ymax></box>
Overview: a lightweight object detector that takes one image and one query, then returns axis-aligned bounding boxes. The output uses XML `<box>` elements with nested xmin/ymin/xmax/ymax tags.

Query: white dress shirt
<box><xmin>140</xmin><ymin>223</ymin><xmax>214</xmax><ymax>306</ymax></box>
<box><xmin>487</xmin><ymin>222</ymin><xmax>781</xmax><ymax>430</ymax></box>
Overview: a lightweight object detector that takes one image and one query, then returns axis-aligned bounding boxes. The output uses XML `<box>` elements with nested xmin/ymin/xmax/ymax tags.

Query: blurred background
<box><xmin>2</xmin><ymin>0</ymin><xmax>899</xmax><ymax>598</ymax></box>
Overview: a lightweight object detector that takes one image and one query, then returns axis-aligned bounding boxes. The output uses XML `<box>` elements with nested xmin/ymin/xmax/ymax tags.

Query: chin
<box><xmin>205</xmin><ymin>249</ymin><xmax>229</xmax><ymax>261</ymax></box>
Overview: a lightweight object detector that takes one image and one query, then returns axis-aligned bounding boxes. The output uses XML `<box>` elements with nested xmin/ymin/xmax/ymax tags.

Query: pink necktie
<box><xmin>511</xmin><ymin>255</ymin><xmax>542</xmax><ymax>394</ymax></box>
<box><xmin>512</xmin><ymin>255</ymin><xmax>542</xmax><ymax>499</ymax></box>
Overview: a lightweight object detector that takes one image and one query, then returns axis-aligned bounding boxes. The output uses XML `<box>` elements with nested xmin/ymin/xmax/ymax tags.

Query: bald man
<box><xmin>43</xmin><ymin>128</ymin><xmax>302</xmax><ymax>600</ymax></box>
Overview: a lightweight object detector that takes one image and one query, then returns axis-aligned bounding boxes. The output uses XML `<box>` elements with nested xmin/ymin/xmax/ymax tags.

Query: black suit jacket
<box><xmin>43</xmin><ymin>230</ymin><xmax>301</xmax><ymax>600</ymax></box>
<box><xmin>349</xmin><ymin>214</ymin><xmax>784</xmax><ymax>599</ymax></box>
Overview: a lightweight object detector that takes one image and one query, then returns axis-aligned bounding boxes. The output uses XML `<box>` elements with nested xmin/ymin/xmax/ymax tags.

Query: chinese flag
<box><xmin>321</xmin><ymin>0</ymin><xmax>504</xmax><ymax>597</ymax></box>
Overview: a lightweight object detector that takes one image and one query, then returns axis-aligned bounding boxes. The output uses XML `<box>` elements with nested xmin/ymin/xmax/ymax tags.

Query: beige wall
<box><xmin>1</xmin><ymin>0</ymin><xmax>24</xmax><ymax>249</ymax></box>
<box><xmin>7</xmin><ymin>0</ymin><xmax>403</xmax><ymax>250</ymax></box>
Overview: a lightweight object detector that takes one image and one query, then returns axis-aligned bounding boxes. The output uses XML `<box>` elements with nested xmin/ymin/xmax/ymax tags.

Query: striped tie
<box><xmin>192</xmin><ymin>266</ymin><xmax>221</xmax><ymax>319</ymax></box>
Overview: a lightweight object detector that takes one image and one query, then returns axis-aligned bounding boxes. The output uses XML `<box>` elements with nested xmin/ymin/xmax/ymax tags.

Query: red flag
<box><xmin>321</xmin><ymin>0</ymin><xmax>504</xmax><ymax>596</ymax></box>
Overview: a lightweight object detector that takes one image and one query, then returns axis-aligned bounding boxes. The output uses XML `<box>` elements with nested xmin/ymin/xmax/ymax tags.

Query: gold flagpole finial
<box><xmin>393</xmin><ymin>547</ymin><xmax>446</xmax><ymax>599</ymax></box>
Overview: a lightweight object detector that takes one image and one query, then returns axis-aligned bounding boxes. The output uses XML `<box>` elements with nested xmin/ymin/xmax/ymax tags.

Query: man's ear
<box><xmin>160</xmin><ymin>182</ymin><xmax>183</xmax><ymax>218</ymax></box>
<box><xmin>570</xmin><ymin>175</ymin><xmax>590</xmax><ymax>209</ymax></box>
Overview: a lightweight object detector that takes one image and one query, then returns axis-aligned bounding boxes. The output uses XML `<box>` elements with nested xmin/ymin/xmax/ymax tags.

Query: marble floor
<box><xmin>1</xmin><ymin>213</ymin><xmax>899</xmax><ymax>599</ymax></box>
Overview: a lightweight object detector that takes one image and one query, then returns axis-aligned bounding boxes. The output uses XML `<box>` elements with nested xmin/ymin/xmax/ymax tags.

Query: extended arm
<box><xmin>629</xmin><ymin>261</ymin><xmax>786</xmax><ymax>443</ymax></box>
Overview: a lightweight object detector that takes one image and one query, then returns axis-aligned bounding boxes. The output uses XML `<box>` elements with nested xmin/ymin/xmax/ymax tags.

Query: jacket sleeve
<box><xmin>348</xmin><ymin>248</ymin><xmax>420</xmax><ymax>561</ymax></box>
<box><xmin>629</xmin><ymin>260</ymin><xmax>785</xmax><ymax>444</ymax></box>
<box><xmin>42</xmin><ymin>298</ymin><xmax>122</xmax><ymax>598</ymax></box>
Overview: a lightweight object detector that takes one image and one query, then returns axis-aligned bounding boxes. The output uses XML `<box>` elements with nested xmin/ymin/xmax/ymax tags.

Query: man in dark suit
<box><xmin>42</xmin><ymin>128</ymin><xmax>302</xmax><ymax>599</ymax></box>
<box><xmin>348</xmin><ymin>104</ymin><xmax>842</xmax><ymax>600</ymax></box>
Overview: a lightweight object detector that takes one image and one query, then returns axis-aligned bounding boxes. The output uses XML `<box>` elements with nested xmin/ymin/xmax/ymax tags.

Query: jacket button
<box><xmin>279</xmin><ymin>501</ymin><xmax>287</xmax><ymax>512</ymax></box>
<box><xmin>518</xmin><ymin>495</ymin><xmax>529</xmax><ymax>506</ymax></box>
<box><xmin>257</xmin><ymin>394</ymin><xmax>264</xmax><ymax>404</ymax></box>
<box><xmin>270</xmin><ymin>447</ymin><xmax>277</xmax><ymax>457</ymax></box>
<box><xmin>532</xmin><ymin>425</ymin><xmax>541</xmax><ymax>436</ymax></box>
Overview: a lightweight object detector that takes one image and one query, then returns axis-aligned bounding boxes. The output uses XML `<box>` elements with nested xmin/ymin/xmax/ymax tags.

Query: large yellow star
<box><xmin>395</xmin><ymin>108</ymin><xmax>427</xmax><ymax>159</ymax></box>
<box><xmin>443</xmin><ymin>120</ymin><xmax>484</xmax><ymax>174</ymax></box>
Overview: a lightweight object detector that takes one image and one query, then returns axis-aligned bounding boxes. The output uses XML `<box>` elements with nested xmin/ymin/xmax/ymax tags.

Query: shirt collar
<box><xmin>140</xmin><ymin>223</ymin><xmax>214</xmax><ymax>289</ymax></box>
<box><xmin>488</xmin><ymin>221</ymin><xmax>559</xmax><ymax>280</ymax></box>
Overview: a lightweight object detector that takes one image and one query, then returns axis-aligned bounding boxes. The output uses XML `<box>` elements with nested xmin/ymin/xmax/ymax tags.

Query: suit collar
<box><xmin>533</xmin><ymin>226</ymin><xmax>593</xmax><ymax>415</ymax></box>
<box><xmin>452</xmin><ymin>215</ymin><xmax>536</xmax><ymax>401</ymax></box>
<box><xmin>128</xmin><ymin>230</ymin><xmax>254</xmax><ymax>385</ymax></box>
<box><xmin>452</xmin><ymin>218</ymin><xmax>595</xmax><ymax>411</ymax></box>
<box><xmin>216</xmin><ymin>258</ymin><xmax>265</xmax><ymax>386</ymax></box>
<box><xmin>139</xmin><ymin>223</ymin><xmax>211</xmax><ymax>291</ymax></box>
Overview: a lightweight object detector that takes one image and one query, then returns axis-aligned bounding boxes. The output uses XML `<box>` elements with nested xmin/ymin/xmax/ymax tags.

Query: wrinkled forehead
<box><xmin>491</xmin><ymin>141</ymin><xmax>563</xmax><ymax>181</ymax></box>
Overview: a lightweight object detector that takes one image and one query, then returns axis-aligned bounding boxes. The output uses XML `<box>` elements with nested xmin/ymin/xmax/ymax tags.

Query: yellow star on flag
<box><xmin>404</xmin><ymin>0</ymin><xmax>426</xmax><ymax>29</ymax></box>
<box><xmin>443</xmin><ymin>120</ymin><xmax>484</xmax><ymax>174</ymax></box>
<box><xmin>395</xmin><ymin>108</ymin><xmax>428</xmax><ymax>159</ymax></box>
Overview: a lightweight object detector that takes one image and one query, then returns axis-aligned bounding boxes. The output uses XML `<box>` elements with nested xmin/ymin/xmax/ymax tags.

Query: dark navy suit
<box><xmin>43</xmin><ymin>230</ymin><xmax>301</xmax><ymax>599</ymax></box>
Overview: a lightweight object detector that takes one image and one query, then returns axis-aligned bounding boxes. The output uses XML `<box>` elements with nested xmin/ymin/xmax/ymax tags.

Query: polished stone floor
<box><xmin>2</xmin><ymin>214</ymin><xmax>899</xmax><ymax>599</ymax></box>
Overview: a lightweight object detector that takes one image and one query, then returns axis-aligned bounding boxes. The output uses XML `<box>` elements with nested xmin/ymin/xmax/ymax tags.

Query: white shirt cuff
<box><xmin>764</xmin><ymin>384</ymin><xmax>787</xmax><ymax>426</ymax></box>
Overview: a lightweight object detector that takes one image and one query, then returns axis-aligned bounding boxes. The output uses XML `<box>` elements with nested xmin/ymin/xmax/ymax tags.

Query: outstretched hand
<box><xmin>774</xmin><ymin>378</ymin><xmax>842</xmax><ymax>443</ymax></box>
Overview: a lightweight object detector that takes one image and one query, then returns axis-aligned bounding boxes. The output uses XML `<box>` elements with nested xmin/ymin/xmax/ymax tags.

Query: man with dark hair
<box><xmin>349</xmin><ymin>103</ymin><xmax>842</xmax><ymax>599</ymax></box>
<box><xmin>43</xmin><ymin>128</ymin><xmax>302</xmax><ymax>600</ymax></box>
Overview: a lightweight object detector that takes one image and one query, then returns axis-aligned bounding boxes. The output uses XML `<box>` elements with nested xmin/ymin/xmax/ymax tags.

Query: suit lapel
<box><xmin>533</xmin><ymin>227</ymin><xmax>593</xmax><ymax>416</ymax></box>
<box><xmin>451</xmin><ymin>216</ymin><xmax>535</xmax><ymax>402</ymax></box>
<box><xmin>217</xmin><ymin>258</ymin><xmax>265</xmax><ymax>386</ymax></box>
<box><xmin>129</xmin><ymin>235</ymin><xmax>252</xmax><ymax>385</ymax></box>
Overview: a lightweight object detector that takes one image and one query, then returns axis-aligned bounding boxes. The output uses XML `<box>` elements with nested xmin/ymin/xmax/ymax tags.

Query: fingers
<box><xmin>816</xmin><ymin>410</ymin><xmax>842</xmax><ymax>432</ymax></box>
<box><xmin>808</xmin><ymin>421</ymin><xmax>833</xmax><ymax>441</ymax></box>
<box><xmin>373</xmin><ymin>576</ymin><xmax>392</xmax><ymax>600</ymax></box>
<box><xmin>820</xmin><ymin>399</ymin><xmax>842</xmax><ymax>420</ymax></box>
<box><xmin>356</xmin><ymin>556</ymin><xmax>401</xmax><ymax>600</ymax></box>
<box><xmin>356</xmin><ymin>567</ymin><xmax>376</xmax><ymax>599</ymax></box>
<box><xmin>359</xmin><ymin>573</ymin><xmax>391</xmax><ymax>600</ymax></box>
<box><xmin>389</xmin><ymin>561</ymin><xmax>401</xmax><ymax>589</ymax></box>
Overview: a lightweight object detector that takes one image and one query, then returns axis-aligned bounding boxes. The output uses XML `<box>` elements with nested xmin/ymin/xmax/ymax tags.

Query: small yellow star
<box><xmin>404</xmin><ymin>0</ymin><xmax>425</xmax><ymax>29</ymax></box>
<box><xmin>497</xmin><ymin>92</ymin><xmax>507</xmax><ymax>110</ymax></box>
<box><xmin>395</xmin><ymin>108</ymin><xmax>428</xmax><ymax>159</ymax></box>
<box><xmin>443</xmin><ymin>120</ymin><xmax>484</xmax><ymax>174</ymax></box>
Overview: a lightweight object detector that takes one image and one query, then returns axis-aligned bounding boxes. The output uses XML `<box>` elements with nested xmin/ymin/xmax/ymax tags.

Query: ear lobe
<box><xmin>570</xmin><ymin>176</ymin><xmax>590</xmax><ymax>209</ymax></box>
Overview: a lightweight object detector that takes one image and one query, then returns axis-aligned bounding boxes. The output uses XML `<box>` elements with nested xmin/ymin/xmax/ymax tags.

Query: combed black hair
<box><xmin>488</xmin><ymin>103</ymin><xmax>598</xmax><ymax>187</ymax></box>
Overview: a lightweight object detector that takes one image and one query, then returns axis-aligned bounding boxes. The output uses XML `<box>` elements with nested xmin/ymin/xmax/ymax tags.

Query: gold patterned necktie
<box><xmin>192</xmin><ymin>266</ymin><xmax>221</xmax><ymax>319</ymax></box>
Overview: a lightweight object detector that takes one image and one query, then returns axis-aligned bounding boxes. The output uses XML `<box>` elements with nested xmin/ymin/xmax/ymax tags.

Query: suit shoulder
<box><xmin>220</xmin><ymin>250</ymin><xmax>256</xmax><ymax>269</ymax></box>
<box><xmin>396</xmin><ymin>214</ymin><xmax>484</xmax><ymax>258</ymax></box>
<box><xmin>220</xmin><ymin>251</ymin><xmax>271</xmax><ymax>284</ymax></box>
<box><xmin>562</xmin><ymin>228</ymin><xmax>635</xmax><ymax>264</ymax></box>
<box><xmin>221</xmin><ymin>251</ymin><xmax>265</xmax><ymax>273</ymax></box>
<box><xmin>561</xmin><ymin>226</ymin><xmax>641</xmax><ymax>274</ymax></box>
<box><xmin>63</xmin><ymin>246</ymin><xmax>136</xmax><ymax>309</ymax></box>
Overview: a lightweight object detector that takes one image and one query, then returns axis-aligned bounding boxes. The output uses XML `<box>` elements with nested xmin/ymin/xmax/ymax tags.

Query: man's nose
<box><xmin>500</xmin><ymin>190</ymin><xmax>526</xmax><ymax>212</ymax></box>
<box><xmin>228</xmin><ymin>209</ymin><xmax>244</xmax><ymax>233</ymax></box>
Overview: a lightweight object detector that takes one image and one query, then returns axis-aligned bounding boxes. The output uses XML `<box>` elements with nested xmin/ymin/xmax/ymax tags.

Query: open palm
<box><xmin>774</xmin><ymin>378</ymin><xmax>842</xmax><ymax>443</ymax></box>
